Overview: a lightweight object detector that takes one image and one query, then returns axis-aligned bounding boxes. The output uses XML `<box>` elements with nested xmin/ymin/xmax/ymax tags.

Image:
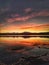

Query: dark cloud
<box><xmin>0</xmin><ymin>0</ymin><xmax>49</xmax><ymax>25</ymax></box>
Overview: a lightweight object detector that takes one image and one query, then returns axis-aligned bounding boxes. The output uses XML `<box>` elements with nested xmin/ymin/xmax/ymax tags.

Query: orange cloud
<box><xmin>19</xmin><ymin>24</ymin><xmax>49</xmax><ymax>32</ymax></box>
<box><xmin>0</xmin><ymin>23</ymin><xmax>49</xmax><ymax>33</ymax></box>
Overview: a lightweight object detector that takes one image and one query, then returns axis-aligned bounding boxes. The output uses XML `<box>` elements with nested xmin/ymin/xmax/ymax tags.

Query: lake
<box><xmin>0</xmin><ymin>36</ymin><xmax>49</xmax><ymax>65</ymax></box>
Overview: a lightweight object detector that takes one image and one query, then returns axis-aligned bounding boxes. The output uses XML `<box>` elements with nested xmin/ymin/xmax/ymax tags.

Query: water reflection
<box><xmin>0</xmin><ymin>36</ymin><xmax>49</xmax><ymax>65</ymax></box>
<box><xmin>0</xmin><ymin>36</ymin><xmax>49</xmax><ymax>46</ymax></box>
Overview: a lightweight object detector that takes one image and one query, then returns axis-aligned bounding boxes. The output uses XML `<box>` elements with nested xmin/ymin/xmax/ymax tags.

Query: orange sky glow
<box><xmin>0</xmin><ymin>23</ymin><xmax>49</xmax><ymax>33</ymax></box>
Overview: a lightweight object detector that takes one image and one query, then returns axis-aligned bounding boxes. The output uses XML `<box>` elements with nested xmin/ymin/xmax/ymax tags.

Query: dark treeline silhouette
<box><xmin>0</xmin><ymin>32</ymin><xmax>49</xmax><ymax>35</ymax></box>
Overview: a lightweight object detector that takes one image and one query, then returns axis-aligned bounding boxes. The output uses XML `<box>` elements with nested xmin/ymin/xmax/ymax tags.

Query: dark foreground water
<box><xmin>0</xmin><ymin>36</ymin><xmax>49</xmax><ymax>65</ymax></box>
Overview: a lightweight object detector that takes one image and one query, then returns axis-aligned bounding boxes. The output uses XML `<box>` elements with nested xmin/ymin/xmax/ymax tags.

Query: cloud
<box><xmin>20</xmin><ymin>24</ymin><xmax>49</xmax><ymax>29</ymax></box>
<box><xmin>36</xmin><ymin>10</ymin><xmax>49</xmax><ymax>16</ymax></box>
<box><xmin>0</xmin><ymin>23</ymin><xmax>49</xmax><ymax>33</ymax></box>
<box><xmin>11</xmin><ymin>14</ymin><xmax>20</xmax><ymax>18</ymax></box>
<box><xmin>5</xmin><ymin>10</ymin><xmax>49</xmax><ymax>23</ymax></box>
<box><xmin>6</xmin><ymin>16</ymin><xmax>32</xmax><ymax>22</ymax></box>
<box><xmin>0</xmin><ymin>23</ymin><xmax>4</xmax><ymax>27</ymax></box>
<box><xmin>24</xmin><ymin>8</ymin><xmax>32</xmax><ymax>14</ymax></box>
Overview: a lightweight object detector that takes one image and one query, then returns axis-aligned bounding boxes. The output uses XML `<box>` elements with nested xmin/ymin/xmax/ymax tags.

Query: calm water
<box><xmin>0</xmin><ymin>37</ymin><xmax>49</xmax><ymax>65</ymax></box>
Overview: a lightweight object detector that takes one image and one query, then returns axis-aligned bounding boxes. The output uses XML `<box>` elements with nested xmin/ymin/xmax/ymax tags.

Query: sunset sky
<box><xmin>0</xmin><ymin>0</ymin><xmax>49</xmax><ymax>33</ymax></box>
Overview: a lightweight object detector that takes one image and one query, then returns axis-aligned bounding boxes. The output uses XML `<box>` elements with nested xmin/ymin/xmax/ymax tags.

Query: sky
<box><xmin>0</xmin><ymin>0</ymin><xmax>49</xmax><ymax>33</ymax></box>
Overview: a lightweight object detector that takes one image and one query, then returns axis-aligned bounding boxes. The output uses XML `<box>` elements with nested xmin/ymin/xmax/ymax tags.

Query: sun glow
<box><xmin>0</xmin><ymin>24</ymin><xmax>49</xmax><ymax>33</ymax></box>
